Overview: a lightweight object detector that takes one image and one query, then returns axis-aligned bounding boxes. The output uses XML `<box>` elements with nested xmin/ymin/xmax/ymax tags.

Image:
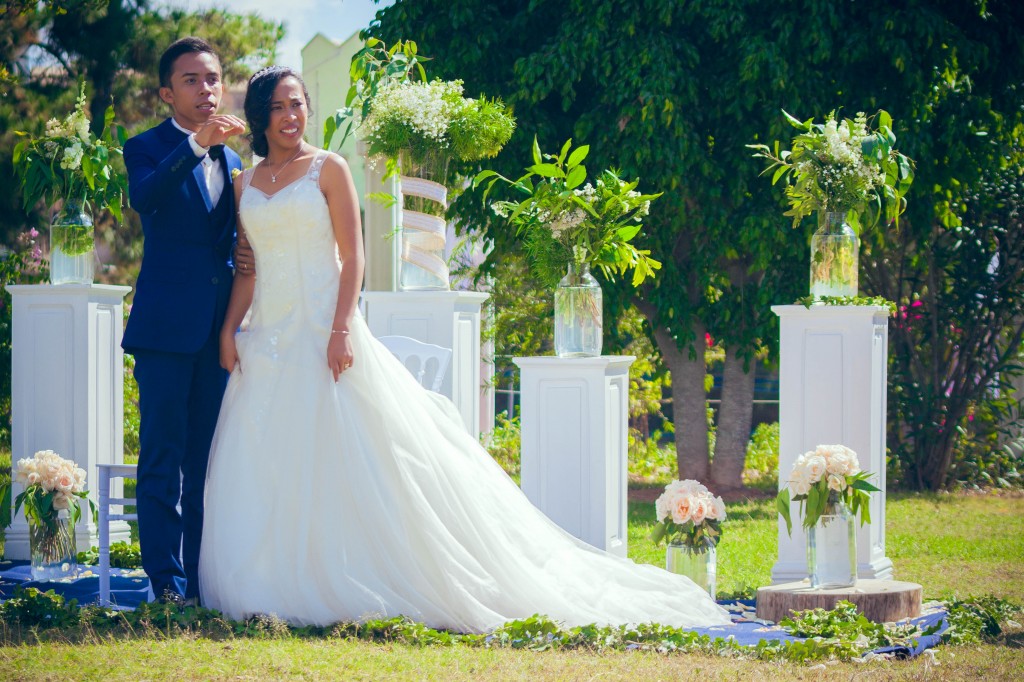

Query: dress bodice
<box><xmin>238</xmin><ymin>150</ymin><xmax>340</xmax><ymax>332</ymax></box>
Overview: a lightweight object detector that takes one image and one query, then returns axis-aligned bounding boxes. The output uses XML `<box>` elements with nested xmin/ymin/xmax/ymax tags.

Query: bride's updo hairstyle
<box><xmin>244</xmin><ymin>65</ymin><xmax>311</xmax><ymax>158</ymax></box>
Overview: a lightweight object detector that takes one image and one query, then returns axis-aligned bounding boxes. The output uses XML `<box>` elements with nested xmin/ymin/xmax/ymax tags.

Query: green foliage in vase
<box><xmin>776</xmin><ymin>444</ymin><xmax>880</xmax><ymax>534</ymax></box>
<box><xmin>794</xmin><ymin>294</ymin><xmax>897</xmax><ymax>315</ymax></box>
<box><xmin>748</xmin><ymin>110</ymin><xmax>915</xmax><ymax>232</ymax></box>
<box><xmin>476</xmin><ymin>138</ymin><xmax>662</xmax><ymax>287</ymax></box>
<box><xmin>324</xmin><ymin>38</ymin><xmax>514</xmax><ymax>178</ymax></box>
<box><xmin>12</xmin><ymin>81</ymin><xmax>127</xmax><ymax>225</ymax></box>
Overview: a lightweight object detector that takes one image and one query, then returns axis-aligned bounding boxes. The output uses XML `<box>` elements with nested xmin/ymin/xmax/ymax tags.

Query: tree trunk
<box><xmin>653</xmin><ymin>324</ymin><xmax>709</xmax><ymax>481</ymax></box>
<box><xmin>711</xmin><ymin>345</ymin><xmax>755</xmax><ymax>490</ymax></box>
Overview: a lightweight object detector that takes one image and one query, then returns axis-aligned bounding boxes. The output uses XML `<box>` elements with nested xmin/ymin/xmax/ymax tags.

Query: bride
<box><xmin>198</xmin><ymin>66</ymin><xmax>732</xmax><ymax>633</ymax></box>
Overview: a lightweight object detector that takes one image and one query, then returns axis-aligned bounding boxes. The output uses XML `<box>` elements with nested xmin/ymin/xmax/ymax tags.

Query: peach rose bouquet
<box><xmin>650</xmin><ymin>479</ymin><xmax>726</xmax><ymax>553</ymax></box>
<box><xmin>776</xmin><ymin>444</ymin><xmax>879</xmax><ymax>534</ymax></box>
<box><xmin>1</xmin><ymin>449</ymin><xmax>95</xmax><ymax>536</ymax></box>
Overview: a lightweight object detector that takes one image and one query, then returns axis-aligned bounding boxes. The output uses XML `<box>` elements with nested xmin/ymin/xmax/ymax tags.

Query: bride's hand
<box><xmin>327</xmin><ymin>330</ymin><xmax>354</xmax><ymax>381</ymax></box>
<box><xmin>220</xmin><ymin>331</ymin><xmax>240</xmax><ymax>373</ymax></box>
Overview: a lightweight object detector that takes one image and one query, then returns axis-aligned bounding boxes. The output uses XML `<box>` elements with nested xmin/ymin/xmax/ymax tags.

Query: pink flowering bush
<box><xmin>650</xmin><ymin>479</ymin><xmax>726</xmax><ymax>552</ymax></box>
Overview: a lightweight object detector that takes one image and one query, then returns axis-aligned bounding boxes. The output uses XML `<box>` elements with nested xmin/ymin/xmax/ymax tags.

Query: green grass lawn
<box><xmin>2</xmin><ymin>490</ymin><xmax>1023</xmax><ymax>680</ymax></box>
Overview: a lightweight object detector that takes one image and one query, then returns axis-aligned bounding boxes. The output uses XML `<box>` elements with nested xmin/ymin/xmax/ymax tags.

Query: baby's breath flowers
<box><xmin>476</xmin><ymin>138</ymin><xmax>662</xmax><ymax>287</ymax></box>
<box><xmin>748</xmin><ymin>110</ymin><xmax>915</xmax><ymax>232</ymax></box>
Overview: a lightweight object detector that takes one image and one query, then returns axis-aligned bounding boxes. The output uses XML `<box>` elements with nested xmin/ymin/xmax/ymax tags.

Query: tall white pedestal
<box><xmin>5</xmin><ymin>284</ymin><xmax>132</xmax><ymax>559</ymax></box>
<box><xmin>362</xmin><ymin>290</ymin><xmax>489</xmax><ymax>439</ymax></box>
<box><xmin>771</xmin><ymin>305</ymin><xmax>893</xmax><ymax>583</ymax></box>
<box><xmin>514</xmin><ymin>356</ymin><xmax>634</xmax><ymax>557</ymax></box>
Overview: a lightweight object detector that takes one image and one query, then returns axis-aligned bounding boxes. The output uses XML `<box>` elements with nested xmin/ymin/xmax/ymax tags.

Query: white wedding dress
<box><xmin>198</xmin><ymin>151</ymin><xmax>732</xmax><ymax>633</ymax></box>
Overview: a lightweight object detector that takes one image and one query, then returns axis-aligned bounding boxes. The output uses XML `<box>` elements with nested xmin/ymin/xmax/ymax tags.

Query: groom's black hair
<box><xmin>244</xmin><ymin>66</ymin><xmax>311</xmax><ymax>158</ymax></box>
<box><xmin>159</xmin><ymin>37</ymin><xmax>220</xmax><ymax>88</ymax></box>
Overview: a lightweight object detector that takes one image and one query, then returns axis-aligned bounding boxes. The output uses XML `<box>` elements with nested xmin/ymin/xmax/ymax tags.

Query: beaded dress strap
<box><xmin>308</xmin><ymin>149</ymin><xmax>327</xmax><ymax>184</ymax></box>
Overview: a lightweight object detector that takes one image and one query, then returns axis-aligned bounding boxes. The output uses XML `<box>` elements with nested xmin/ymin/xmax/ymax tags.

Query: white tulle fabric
<box><xmin>199</xmin><ymin>151</ymin><xmax>732</xmax><ymax>633</ymax></box>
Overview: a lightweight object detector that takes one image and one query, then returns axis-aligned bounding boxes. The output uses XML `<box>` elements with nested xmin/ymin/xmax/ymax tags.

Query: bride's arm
<box><xmin>219</xmin><ymin>181</ymin><xmax>257</xmax><ymax>372</ymax></box>
<box><xmin>321</xmin><ymin>153</ymin><xmax>365</xmax><ymax>381</ymax></box>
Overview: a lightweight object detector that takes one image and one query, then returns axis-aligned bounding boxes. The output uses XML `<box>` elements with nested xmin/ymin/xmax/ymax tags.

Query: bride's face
<box><xmin>267</xmin><ymin>76</ymin><xmax>308</xmax><ymax>149</ymax></box>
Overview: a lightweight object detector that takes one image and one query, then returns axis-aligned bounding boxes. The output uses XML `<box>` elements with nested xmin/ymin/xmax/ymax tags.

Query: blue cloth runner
<box><xmin>0</xmin><ymin>560</ymin><xmax>947</xmax><ymax>656</ymax></box>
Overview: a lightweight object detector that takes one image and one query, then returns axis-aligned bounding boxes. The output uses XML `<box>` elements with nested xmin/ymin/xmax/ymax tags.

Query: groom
<box><xmin>122</xmin><ymin>37</ymin><xmax>249</xmax><ymax>605</ymax></box>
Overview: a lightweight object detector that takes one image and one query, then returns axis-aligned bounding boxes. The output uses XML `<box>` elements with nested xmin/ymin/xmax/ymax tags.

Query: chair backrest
<box><xmin>376</xmin><ymin>335</ymin><xmax>452</xmax><ymax>393</ymax></box>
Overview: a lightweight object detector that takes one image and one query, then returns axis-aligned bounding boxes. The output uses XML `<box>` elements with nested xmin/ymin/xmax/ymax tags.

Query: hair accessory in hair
<box><xmin>249</xmin><ymin>65</ymin><xmax>287</xmax><ymax>83</ymax></box>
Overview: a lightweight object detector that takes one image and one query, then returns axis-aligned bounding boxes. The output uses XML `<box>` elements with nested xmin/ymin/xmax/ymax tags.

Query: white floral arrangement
<box><xmin>356</xmin><ymin>77</ymin><xmax>514</xmax><ymax>177</ymax></box>
<box><xmin>776</xmin><ymin>444</ymin><xmax>880</xmax><ymax>534</ymax></box>
<box><xmin>747</xmin><ymin>109</ymin><xmax>914</xmax><ymax>231</ymax></box>
<box><xmin>0</xmin><ymin>450</ymin><xmax>94</xmax><ymax>533</ymax></box>
<box><xmin>12</xmin><ymin>82</ymin><xmax>127</xmax><ymax>256</ymax></box>
<box><xmin>649</xmin><ymin>479</ymin><xmax>726</xmax><ymax>553</ymax></box>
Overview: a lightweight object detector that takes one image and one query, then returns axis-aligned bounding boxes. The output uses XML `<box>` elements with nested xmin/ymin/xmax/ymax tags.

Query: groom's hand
<box><xmin>195</xmin><ymin>115</ymin><xmax>246</xmax><ymax>148</ymax></box>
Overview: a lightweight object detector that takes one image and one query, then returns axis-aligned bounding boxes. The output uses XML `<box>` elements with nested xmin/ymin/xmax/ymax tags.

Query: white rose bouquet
<box><xmin>649</xmin><ymin>479</ymin><xmax>727</xmax><ymax>553</ymax></box>
<box><xmin>776</xmin><ymin>444</ymin><xmax>880</xmax><ymax>534</ymax></box>
<box><xmin>0</xmin><ymin>449</ymin><xmax>95</xmax><ymax>535</ymax></box>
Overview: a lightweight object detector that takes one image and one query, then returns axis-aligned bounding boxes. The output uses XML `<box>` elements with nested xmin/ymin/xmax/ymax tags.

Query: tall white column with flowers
<box><xmin>514</xmin><ymin>356</ymin><xmax>634</xmax><ymax>557</ymax></box>
<box><xmin>770</xmin><ymin>304</ymin><xmax>894</xmax><ymax>582</ymax></box>
<box><xmin>5</xmin><ymin>284</ymin><xmax>132</xmax><ymax>559</ymax></box>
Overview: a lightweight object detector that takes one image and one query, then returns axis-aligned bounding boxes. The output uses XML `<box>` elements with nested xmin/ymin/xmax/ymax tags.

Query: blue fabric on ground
<box><xmin>0</xmin><ymin>560</ymin><xmax>152</xmax><ymax>608</ymax></box>
<box><xmin>0</xmin><ymin>561</ymin><xmax>948</xmax><ymax>657</ymax></box>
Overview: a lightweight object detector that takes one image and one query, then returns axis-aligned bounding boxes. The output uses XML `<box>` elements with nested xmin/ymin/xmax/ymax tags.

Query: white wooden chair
<box><xmin>377</xmin><ymin>335</ymin><xmax>453</xmax><ymax>393</ymax></box>
<box><xmin>96</xmin><ymin>463</ymin><xmax>138</xmax><ymax>607</ymax></box>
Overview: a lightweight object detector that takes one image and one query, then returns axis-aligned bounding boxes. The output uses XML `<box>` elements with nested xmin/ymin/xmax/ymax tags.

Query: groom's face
<box><xmin>159</xmin><ymin>51</ymin><xmax>223</xmax><ymax>132</ymax></box>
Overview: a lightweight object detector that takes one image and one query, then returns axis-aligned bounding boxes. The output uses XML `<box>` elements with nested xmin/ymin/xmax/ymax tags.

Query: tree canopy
<box><xmin>369</xmin><ymin>0</ymin><xmax>1024</xmax><ymax>489</ymax></box>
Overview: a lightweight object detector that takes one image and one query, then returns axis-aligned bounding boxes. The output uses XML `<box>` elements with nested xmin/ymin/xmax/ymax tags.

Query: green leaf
<box><xmin>564</xmin><ymin>165</ymin><xmax>586</xmax><ymax>190</ymax></box>
<box><xmin>566</xmin><ymin>144</ymin><xmax>590</xmax><ymax>169</ymax></box>
<box><xmin>851</xmin><ymin>479</ymin><xmax>880</xmax><ymax>493</ymax></box>
<box><xmin>531</xmin><ymin>136</ymin><xmax>542</xmax><ymax>166</ymax></box>
<box><xmin>776</xmin><ymin>489</ymin><xmax>793</xmax><ymax>536</ymax></box>
<box><xmin>557</xmin><ymin>138</ymin><xmax>572</xmax><ymax>165</ymax></box>
<box><xmin>526</xmin><ymin>163</ymin><xmax>565</xmax><ymax>179</ymax></box>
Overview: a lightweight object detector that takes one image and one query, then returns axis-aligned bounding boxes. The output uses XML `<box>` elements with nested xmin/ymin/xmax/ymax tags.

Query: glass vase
<box><xmin>50</xmin><ymin>198</ymin><xmax>95</xmax><ymax>285</ymax></box>
<box><xmin>806</xmin><ymin>495</ymin><xmax>857</xmax><ymax>589</ymax></box>
<box><xmin>809</xmin><ymin>211</ymin><xmax>858</xmax><ymax>300</ymax></box>
<box><xmin>28</xmin><ymin>511</ymin><xmax>79</xmax><ymax>581</ymax></box>
<box><xmin>554</xmin><ymin>262</ymin><xmax>602</xmax><ymax>357</ymax></box>
<box><xmin>398</xmin><ymin>150</ymin><xmax>450</xmax><ymax>291</ymax></box>
<box><xmin>665</xmin><ymin>539</ymin><xmax>717</xmax><ymax>600</ymax></box>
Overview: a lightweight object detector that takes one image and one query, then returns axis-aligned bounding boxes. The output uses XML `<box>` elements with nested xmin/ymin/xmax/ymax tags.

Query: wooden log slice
<box><xmin>756</xmin><ymin>579</ymin><xmax>923</xmax><ymax>624</ymax></box>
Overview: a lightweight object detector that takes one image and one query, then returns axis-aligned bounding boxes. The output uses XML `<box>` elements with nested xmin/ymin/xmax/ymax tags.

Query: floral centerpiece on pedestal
<box><xmin>0</xmin><ymin>450</ymin><xmax>96</xmax><ymax>580</ymax></box>
<box><xmin>649</xmin><ymin>479</ymin><xmax>725</xmax><ymax>598</ymax></box>
<box><xmin>475</xmin><ymin>138</ymin><xmax>662</xmax><ymax>356</ymax></box>
<box><xmin>325</xmin><ymin>39</ymin><xmax>515</xmax><ymax>291</ymax></box>
<box><xmin>776</xmin><ymin>444</ymin><xmax>880</xmax><ymax>588</ymax></box>
<box><xmin>747</xmin><ymin>110</ymin><xmax>914</xmax><ymax>299</ymax></box>
<box><xmin>12</xmin><ymin>82</ymin><xmax>127</xmax><ymax>285</ymax></box>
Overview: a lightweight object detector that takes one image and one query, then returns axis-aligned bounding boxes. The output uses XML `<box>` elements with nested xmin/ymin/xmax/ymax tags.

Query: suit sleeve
<box><xmin>123</xmin><ymin>134</ymin><xmax>204</xmax><ymax>216</ymax></box>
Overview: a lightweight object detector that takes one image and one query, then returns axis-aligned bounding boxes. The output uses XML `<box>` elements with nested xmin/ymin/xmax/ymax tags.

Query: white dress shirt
<box><xmin>171</xmin><ymin>117</ymin><xmax>225</xmax><ymax>206</ymax></box>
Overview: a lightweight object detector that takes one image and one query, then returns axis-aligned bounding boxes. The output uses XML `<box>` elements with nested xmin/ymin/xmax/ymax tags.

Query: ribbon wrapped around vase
<box><xmin>399</xmin><ymin>174</ymin><xmax>449</xmax><ymax>290</ymax></box>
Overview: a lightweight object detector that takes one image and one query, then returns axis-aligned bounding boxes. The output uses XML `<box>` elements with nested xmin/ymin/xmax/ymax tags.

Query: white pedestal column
<box><xmin>362</xmin><ymin>290</ymin><xmax>489</xmax><ymax>439</ymax></box>
<box><xmin>359</xmin><ymin>140</ymin><xmax>401</xmax><ymax>293</ymax></box>
<box><xmin>513</xmin><ymin>356</ymin><xmax>634</xmax><ymax>557</ymax></box>
<box><xmin>6</xmin><ymin>284</ymin><xmax>132</xmax><ymax>559</ymax></box>
<box><xmin>771</xmin><ymin>305</ymin><xmax>893</xmax><ymax>583</ymax></box>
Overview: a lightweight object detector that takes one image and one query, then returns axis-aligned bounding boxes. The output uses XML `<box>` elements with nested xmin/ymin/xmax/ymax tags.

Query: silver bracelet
<box><xmin>331</xmin><ymin>329</ymin><xmax>350</xmax><ymax>335</ymax></box>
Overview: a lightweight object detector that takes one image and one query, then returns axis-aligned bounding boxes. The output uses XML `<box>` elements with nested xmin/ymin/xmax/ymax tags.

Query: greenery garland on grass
<box><xmin>1</xmin><ymin>588</ymin><xmax>1019</xmax><ymax>664</ymax></box>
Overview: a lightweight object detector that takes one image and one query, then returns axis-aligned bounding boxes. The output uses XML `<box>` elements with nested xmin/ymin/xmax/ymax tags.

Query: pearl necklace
<box><xmin>268</xmin><ymin>145</ymin><xmax>304</xmax><ymax>183</ymax></box>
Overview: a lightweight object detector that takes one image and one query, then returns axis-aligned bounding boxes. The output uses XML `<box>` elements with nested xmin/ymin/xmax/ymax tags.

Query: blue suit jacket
<box><xmin>122</xmin><ymin>119</ymin><xmax>243</xmax><ymax>355</ymax></box>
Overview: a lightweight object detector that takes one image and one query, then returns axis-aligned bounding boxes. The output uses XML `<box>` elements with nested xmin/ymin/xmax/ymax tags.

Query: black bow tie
<box><xmin>208</xmin><ymin>144</ymin><xmax>225</xmax><ymax>161</ymax></box>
